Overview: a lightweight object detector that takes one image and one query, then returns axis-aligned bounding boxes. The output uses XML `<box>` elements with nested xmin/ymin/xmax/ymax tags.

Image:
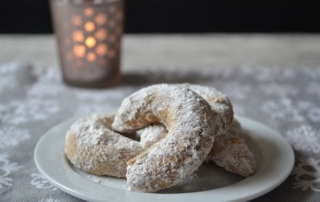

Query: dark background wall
<box><xmin>0</xmin><ymin>0</ymin><xmax>319</xmax><ymax>34</ymax></box>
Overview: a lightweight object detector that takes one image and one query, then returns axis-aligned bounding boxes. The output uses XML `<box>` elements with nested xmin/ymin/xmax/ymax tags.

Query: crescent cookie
<box><xmin>112</xmin><ymin>84</ymin><xmax>216</xmax><ymax>192</ymax></box>
<box><xmin>65</xmin><ymin>112</ymin><xmax>144</xmax><ymax>177</ymax></box>
<box><xmin>137</xmin><ymin>120</ymin><xmax>256</xmax><ymax>177</ymax></box>
<box><xmin>136</xmin><ymin>84</ymin><xmax>254</xmax><ymax>177</ymax></box>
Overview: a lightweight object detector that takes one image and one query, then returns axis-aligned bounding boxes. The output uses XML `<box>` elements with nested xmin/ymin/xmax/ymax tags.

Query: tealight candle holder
<box><xmin>50</xmin><ymin>0</ymin><xmax>123</xmax><ymax>88</ymax></box>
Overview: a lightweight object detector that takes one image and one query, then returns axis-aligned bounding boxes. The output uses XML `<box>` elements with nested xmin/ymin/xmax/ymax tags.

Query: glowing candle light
<box><xmin>95</xmin><ymin>29</ymin><xmax>108</xmax><ymax>41</ymax></box>
<box><xmin>85</xmin><ymin>36</ymin><xmax>97</xmax><ymax>48</ymax></box>
<box><xmin>87</xmin><ymin>52</ymin><xmax>97</xmax><ymax>62</ymax></box>
<box><xmin>73</xmin><ymin>45</ymin><xmax>86</xmax><ymax>58</ymax></box>
<box><xmin>84</xmin><ymin>22</ymin><xmax>95</xmax><ymax>32</ymax></box>
<box><xmin>50</xmin><ymin>0</ymin><xmax>124</xmax><ymax>88</ymax></box>
<box><xmin>95</xmin><ymin>13</ymin><xmax>107</xmax><ymax>25</ymax></box>
<box><xmin>72</xmin><ymin>30</ymin><xmax>84</xmax><ymax>42</ymax></box>
<box><xmin>96</xmin><ymin>44</ymin><xmax>108</xmax><ymax>56</ymax></box>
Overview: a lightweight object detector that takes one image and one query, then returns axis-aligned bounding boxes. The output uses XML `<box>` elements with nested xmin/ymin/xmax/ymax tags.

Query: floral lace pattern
<box><xmin>0</xmin><ymin>62</ymin><xmax>320</xmax><ymax>201</ymax></box>
<box><xmin>31</xmin><ymin>173</ymin><xmax>57</xmax><ymax>191</ymax></box>
<box><xmin>292</xmin><ymin>157</ymin><xmax>320</xmax><ymax>192</ymax></box>
<box><xmin>0</xmin><ymin>153</ymin><xmax>23</xmax><ymax>189</ymax></box>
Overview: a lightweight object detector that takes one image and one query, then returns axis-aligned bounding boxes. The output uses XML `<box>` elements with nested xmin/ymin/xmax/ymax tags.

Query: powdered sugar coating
<box><xmin>209</xmin><ymin>120</ymin><xmax>256</xmax><ymax>177</ymax></box>
<box><xmin>184</xmin><ymin>84</ymin><xmax>234</xmax><ymax>135</ymax></box>
<box><xmin>137</xmin><ymin>125</ymin><xmax>167</xmax><ymax>149</ymax></box>
<box><xmin>137</xmin><ymin>84</ymin><xmax>234</xmax><ymax>149</ymax></box>
<box><xmin>112</xmin><ymin>84</ymin><xmax>216</xmax><ymax>192</ymax></box>
<box><xmin>135</xmin><ymin>84</ymin><xmax>254</xmax><ymax>177</ymax></box>
<box><xmin>65</xmin><ymin>112</ymin><xmax>144</xmax><ymax>177</ymax></box>
<box><xmin>138</xmin><ymin>121</ymin><xmax>256</xmax><ymax>177</ymax></box>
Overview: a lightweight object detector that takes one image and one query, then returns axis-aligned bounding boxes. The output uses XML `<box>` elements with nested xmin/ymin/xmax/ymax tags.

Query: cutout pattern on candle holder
<box><xmin>59</xmin><ymin>2</ymin><xmax>123</xmax><ymax>67</ymax></box>
<box><xmin>50</xmin><ymin>0</ymin><xmax>123</xmax><ymax>87</ymax></box>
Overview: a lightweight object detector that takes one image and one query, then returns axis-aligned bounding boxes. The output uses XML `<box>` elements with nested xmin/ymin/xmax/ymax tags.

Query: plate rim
<box><xmin>34</xmin><ymin>115</ymin><xmax>294</xmax><ymax>202</ymax></box>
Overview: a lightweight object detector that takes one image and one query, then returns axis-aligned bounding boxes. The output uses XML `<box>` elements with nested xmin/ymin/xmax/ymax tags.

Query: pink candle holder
<box><xmin>50</xmin><ymin>0</ymin><xmax>124</xmax><ymax>88</ymax></box>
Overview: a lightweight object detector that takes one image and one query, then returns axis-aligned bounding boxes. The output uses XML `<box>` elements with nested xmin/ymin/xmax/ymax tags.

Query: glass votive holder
<box><xmin>50</xmin><ymin>0</ymin><xmax>123</xmax><ymax>88</ymax></box>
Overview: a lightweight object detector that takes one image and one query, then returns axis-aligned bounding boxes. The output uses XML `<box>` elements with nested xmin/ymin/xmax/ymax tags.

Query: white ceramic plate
<box><xmin>34</xmin><ymin>115</ymin><xmax>294</xmax><ymax>202</ymax></box>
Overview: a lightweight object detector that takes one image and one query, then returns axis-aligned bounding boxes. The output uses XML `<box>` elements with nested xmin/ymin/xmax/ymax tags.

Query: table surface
<box><xmin>1</xmin><ymin>34</ymin><xmax>320</xmax><ymax>202</ymax></box>
<box><xmin>1</xmin><ymin>34</ymin><xmax>320</xmax><ymax>69</ymax></box>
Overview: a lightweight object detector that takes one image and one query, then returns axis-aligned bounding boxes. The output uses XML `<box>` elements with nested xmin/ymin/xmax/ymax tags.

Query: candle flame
<box><xmin>85</xmin><ymin>36</ymin><xmax>97</xmax><ymax>48</ymax></box>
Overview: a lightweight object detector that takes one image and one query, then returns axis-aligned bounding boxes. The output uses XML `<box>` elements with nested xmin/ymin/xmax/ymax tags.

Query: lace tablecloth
<box><xmin>1</xmin><ymin>62</ymin><xmax>320</xmax><ymax>202</ymax></box>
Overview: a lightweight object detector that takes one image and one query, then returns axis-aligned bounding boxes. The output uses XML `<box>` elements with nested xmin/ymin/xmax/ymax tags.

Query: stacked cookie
<box><xmin>65</xmin><ymin>84</ymin><xmax>255</xmax><ymax>192</ymax></box>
